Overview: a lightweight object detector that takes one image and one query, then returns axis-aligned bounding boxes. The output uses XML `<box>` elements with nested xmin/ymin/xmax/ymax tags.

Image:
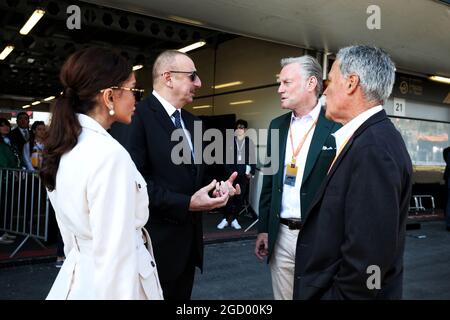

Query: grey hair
<box><xmin>152</xmin><ymin>50</ymin><xmax>190</xmax><ymax>84</ymax></box>
<box><xmin>280</xmin><ymin>55</ymin><xmax>323</xmax><ymax>97</ymax></box>
<box><xmin>336</xmin><ymin>45</ymin><xmax>396</xmax><ymax>104</ymax></box>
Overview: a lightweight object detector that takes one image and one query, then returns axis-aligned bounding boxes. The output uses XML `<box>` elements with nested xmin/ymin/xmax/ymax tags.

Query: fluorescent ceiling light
<box><xmin>213</xmin><ymin>81</ymin><xmax>243</xmax><ymax>90</ymax></box>
<box><xmin>429</xmin><ymin>75</ymin><xmax>450</xmax><ymax>85</ymax></box>
<box><xmin>230</xmin><ymin>100</ymin><xmax>253</xmax><ymax>105</ymax></box>
<box><xmin>178</xmin><ymin>41</ymin><xmax>206</xmax><ymax>53</ymax></box>
<box><xmin>20</xmin><ymin>9</ymin><xmax>46</xmax><ymax>35</ymax></box>
<box><xmin>168</xmin><ymin>15</ymin><xmax>203</xmax><ymax>26</ymax></box>
<box><xmin>193</xmin><ymin>105</ymin><xmax>212</xmax><ymax>109</ymax></box>
<box><xmin>31</xmin><ymin>101</ymin><xmax>41</xmax><ymax>105</ymax></box>
<box><xmin>22</xmin><ymin>105</ymin><xmax>31</xmax><ymax>109</ymax></box>
<box><xmin>133</xmin><ymin>64</ymin><xmax>143</xmax><ymax>71</ymax></box>
<box><xmin>43</xmin><ymin>96</ymin><xmax>55</xmax><ymax>101</ymax></box>
<box><xmin>0</xmin><ymin>45</ymin><xmax>14</xmax><ymax>60</ymax></box>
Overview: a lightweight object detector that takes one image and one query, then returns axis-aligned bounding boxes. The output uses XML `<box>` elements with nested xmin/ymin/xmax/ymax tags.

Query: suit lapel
<box><xmin>301</xmin><ymin>108</ymin><xmax>333</xmax><ymax>185</ymax></box>
<box><xmin>303</xmin><ymin>109</ymin><xmax>388</xmax><ymax>225</ymax></box>
<box><xmin>149</xmin><ymin>94</ymin><xmax>177</xmax><ymax>137</ymax></box>
<box><xmin>277</xmin><ymin>113</ymin><xmax>291</xmax><ymax>187</ymax></box>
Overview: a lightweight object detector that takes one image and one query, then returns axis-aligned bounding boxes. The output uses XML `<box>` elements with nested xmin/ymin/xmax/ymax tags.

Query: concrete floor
<box><xmin>0</xmin><ymin>220</ymin><xmax>449</xmax><ymax>300</ymax></box>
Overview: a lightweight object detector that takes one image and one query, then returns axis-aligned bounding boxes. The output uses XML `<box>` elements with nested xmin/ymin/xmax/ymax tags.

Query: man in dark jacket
<box><xmin>293</xmin><ymin>45</ymin><xmax>412</xmax><ymax>300</ymax></box>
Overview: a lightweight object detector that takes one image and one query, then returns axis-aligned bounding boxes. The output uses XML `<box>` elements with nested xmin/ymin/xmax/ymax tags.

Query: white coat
<box><xmin>46</xmin><ymin>114</ymin><xmax>163</xmax><ymax>300</ymax></box>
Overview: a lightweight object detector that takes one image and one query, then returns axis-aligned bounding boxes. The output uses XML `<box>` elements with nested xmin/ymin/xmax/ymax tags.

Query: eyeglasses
<box><xmin>100</xmin><ymin>86</ymin><xmax>145</xmax><ymax>101</ymax></box>
<box><xmin>164</xmin><ymin>70</ymin><xmax>199</xmax><ymax>82</ymax></box>
<box><xmin>236</xmin><ymin>125</ymin><xmax>246</xmax><ymax>129</ymax></box>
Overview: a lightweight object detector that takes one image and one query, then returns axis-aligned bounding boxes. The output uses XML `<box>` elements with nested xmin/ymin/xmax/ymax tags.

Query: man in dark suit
<box><xmin>293</xmin><ymin>45</ymin><xmax>413</xmax><ymax>300</ymax></box>
<box><xmin>125</xmin><ymin>50</ymin><xmax>238</xmax><ymax>300</ymax></box>
<box><xmin>255</xmin><ymin>55</ymin><xmax>340</xmax><ymax>299</ymax></box>
<box><xmin>10</xmin><ymin>111</ymin><xmax>30</xmax><ymax>164</ymax></box>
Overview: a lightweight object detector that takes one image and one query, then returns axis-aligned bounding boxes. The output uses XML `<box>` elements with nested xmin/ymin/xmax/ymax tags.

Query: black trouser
<box><xmin>56</xmin><ymin>228</ymin><xmax>65</xmax><ymax>257</ymax></box>
<box><xmin>160</xmin><ymin>245</ymin><xmax>197</xmax><ymax>300</ymax></box>
<box><xmin>224</xmin><ymin>174</ymin><xmax>249</xmax><ymax>222</ymax></box>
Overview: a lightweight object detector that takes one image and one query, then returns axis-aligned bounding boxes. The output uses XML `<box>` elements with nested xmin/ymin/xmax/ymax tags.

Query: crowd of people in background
<box><xmin>0</xmin><ymin>113</ymin><xmax>65</xmax><ymax>266</ymax></box>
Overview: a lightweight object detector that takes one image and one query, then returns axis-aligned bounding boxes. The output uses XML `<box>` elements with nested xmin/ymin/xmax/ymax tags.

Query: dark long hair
<box><xmin>28</xmin><ymin>121</ymin><xmax>45</xmax><ymax>153</ymax></box>
<box><xmin>40</xmin><ymin>47</ymin><xmax>132</xmax><ymax>191</ymax></box>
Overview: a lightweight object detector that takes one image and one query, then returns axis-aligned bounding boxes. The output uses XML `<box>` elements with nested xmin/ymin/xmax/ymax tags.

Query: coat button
<box><xmin>138</xmin><ymin>184</ymin><xmax>141</xmax><ymax>188</ymax></box>
<box><xmin>151</xmin><ymin>261</ymin><xmax>155</xmax><ymax>267</ymax></box>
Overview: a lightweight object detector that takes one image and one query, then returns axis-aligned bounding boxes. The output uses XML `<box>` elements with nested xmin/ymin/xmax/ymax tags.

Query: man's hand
<box><xmin>213</xmin><ymin>171</ymin><xmax>241</xmax><ymax>198</ymax></box>
<box><xmin>255</xmin><ymin>233</ymin><xmax>269</xmax><ymax>261</ymax></box>
<box><xmin>189</xmin><ymin>179</ymin><xmax>229</xmax><ymax>211</ymax></box>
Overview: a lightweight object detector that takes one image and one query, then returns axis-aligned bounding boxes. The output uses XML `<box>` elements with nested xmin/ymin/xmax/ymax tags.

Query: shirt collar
<box><xmin>333</xmin><ymin>105</ymin><xmax>383</xmax><ymax>151</ymax></box>
<box><xmin>291</xmin><ymin>100</ymin><xmax>321</xmax><ymax>123</ymax></box>
<box><xmin>77</xmin><ymin>113</ymin><xmax>109</xmax><ymax>136</ymax></box>
<box><xmin>153</xmin><ymin>90</ymin><xmax>178</xmax><ymax>118</ymax></box>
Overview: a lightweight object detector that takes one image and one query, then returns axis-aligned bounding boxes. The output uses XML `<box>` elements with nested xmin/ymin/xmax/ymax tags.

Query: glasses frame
<box><xmin>100</xmin><ymin>86</ymin><xmax>145</xmax><ymax>101</ymax></box>
<box><xmin>163</xmin><ymin>70</ymin><xmax>198</xmax><ymax>82</ymax></box>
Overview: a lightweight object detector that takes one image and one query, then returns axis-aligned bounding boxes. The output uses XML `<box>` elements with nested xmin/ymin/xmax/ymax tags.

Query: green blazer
<box><xmin>0</xmin><ymin>141</ymin><xmax>21</xmax><ymax>169</ymax></box>
<box><xmin>258</xmin><ymin>108</ymin><xmax>340</xmax><ymax>262</ymax></box>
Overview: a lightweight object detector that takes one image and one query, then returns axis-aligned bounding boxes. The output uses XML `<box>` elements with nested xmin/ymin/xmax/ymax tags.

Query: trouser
<box><xmin>160</xmin><ymin>245</ymin><xmax>197</xmax><ymax>300</ymax></box>
<box><xmin>56</xmin><ymin>228</ymin><xmax>65</xmax><ymax>257</ymax></box>
<box><xmin>446</xmin><ymin>188</ymin><xmax>450</xmax><ymax>227</ymax></box>
<box><xmin>224</xmin><ymin>175</ymin><xmax>249</xmax><ymax>222</ymax></box>
<box><xmin>269</xmin><ymin>224</ymin><xmax>300</xmax><ymax>300</ymax></box>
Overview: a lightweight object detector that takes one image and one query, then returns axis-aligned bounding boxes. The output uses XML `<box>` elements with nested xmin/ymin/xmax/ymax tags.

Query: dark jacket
<box><xmin>125</xmin><ymin>94</ymin><xmax>205</xmax><ymax>285</ymax></box>
<box><xmin>224</xmin><ymin>136</ymin><xmax>256</xmax><ymax>177</ymax></box>
<box><xmin>258</xmin><ymin>108</ymin><xmax>340</xmax><ymax>262</ymax></box>
<box><xmin>293</xmin><ymin>110</ymin><xmax>413</xmax><ymax>300</ymax></box>
<box><xmin>0</xmin><ymin>137</ymin><xmax>21</xmax><ymax>169</ymax></box>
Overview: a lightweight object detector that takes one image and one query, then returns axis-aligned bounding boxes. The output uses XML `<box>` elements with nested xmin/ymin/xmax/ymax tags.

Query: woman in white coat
<box><xmin>40</xmin><ymin>47</ymin><xmax>163</xmax><ymax>300</ymax></box>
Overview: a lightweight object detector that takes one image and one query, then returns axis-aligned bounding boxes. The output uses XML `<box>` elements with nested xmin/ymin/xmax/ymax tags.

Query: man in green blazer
<box><xmin>255</xmin><ymin>56</ymin><xmax>340</xmax><ymax>300</ymax></box>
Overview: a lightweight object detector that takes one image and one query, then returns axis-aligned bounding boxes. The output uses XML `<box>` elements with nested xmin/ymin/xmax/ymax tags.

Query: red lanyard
<box><xmin>288</xmin><ymin>115</ymin><xmax>318</xmax><ymax>166</ymax></box>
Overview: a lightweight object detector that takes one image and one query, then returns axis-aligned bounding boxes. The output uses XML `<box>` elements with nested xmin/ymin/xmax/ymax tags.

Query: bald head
<box><xmin>151</xmin><ymin>50</ymin><xmax>201</xmax><ymax>108</ymax></box>
<box><xmin>152</xmin><ymin>50</ymin><xmax>191</xmax><ymax>86</ymax></box>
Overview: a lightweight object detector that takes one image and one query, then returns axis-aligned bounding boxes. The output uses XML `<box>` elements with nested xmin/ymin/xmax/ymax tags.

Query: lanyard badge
<box><xmin>284</xmin><ymin>115</ymin><xmax>318</xmax><ymax>187</ymax></box>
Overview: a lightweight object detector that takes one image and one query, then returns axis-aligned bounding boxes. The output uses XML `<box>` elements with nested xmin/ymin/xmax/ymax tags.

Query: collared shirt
<box><xmin>20</xmin><ymin>128</ymin><xmax>29</xmax><ymax>141</ymax></box>
<box><xmin>152</xmin><ymin>90</ymin><xmax>193</xmax><ymax>152</ymax></box>
<box><xmin>333</xmin><ymin>105</ymin><xmax>383</xmax><ymax>154</ymax></box>
<box><xmin>280</xmin><ymin>100</ymin><xmax>321</xmax><ymax>220</ymax></box>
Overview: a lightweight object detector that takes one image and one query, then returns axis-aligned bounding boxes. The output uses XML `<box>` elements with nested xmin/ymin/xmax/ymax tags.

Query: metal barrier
<box><xmin>0</xmin><ymin>168</ymin><xmax>50</xmax><ymax>258</ymax></box>
<box><xmin>409</xmin><ymin>194</ymin><xmax>435</xmax><ymax>214</ymax></box>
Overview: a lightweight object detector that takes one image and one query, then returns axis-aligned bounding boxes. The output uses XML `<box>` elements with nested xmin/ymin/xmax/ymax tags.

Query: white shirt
<box><xmin>152</xmin><ymin>90</ymin><xmax>194</xmax><ymax>152</ymax></box>
<box><xmin>333</xmin><ymin>105</ymin><xmax>383</xmax><ymax>153</ymax></box>
<box><xmin>280</xmin><ymin>100</ymin><xmax>321</xmax><ymax>220</ymax></box>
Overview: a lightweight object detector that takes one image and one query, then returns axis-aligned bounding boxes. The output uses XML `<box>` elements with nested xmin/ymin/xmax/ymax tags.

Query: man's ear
<box><xmin>162</xmin><ymin>72</ymin><xmax>172</xmax><ymax>87</ymax></box>
<box><xmin>346</xmin><ymin>74</ymin><xmax>360</xmax><ymax>94</ymax></box>
<box><xmin>307</xmin><ymin>76</ymin><xmax>318</xmax><ymax>92</ymax></box>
